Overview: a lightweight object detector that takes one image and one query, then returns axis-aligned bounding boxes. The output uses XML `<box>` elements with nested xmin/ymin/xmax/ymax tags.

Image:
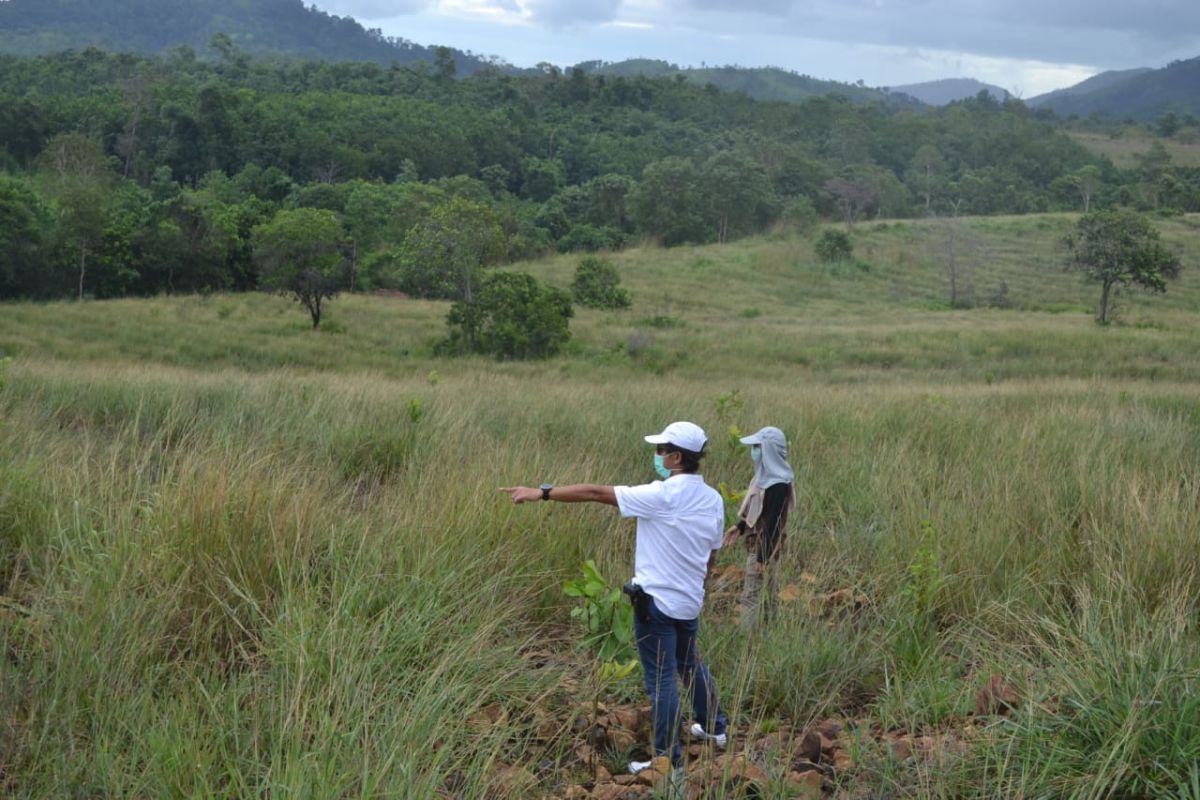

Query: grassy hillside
<box><xmin>3</xmin><ymin>215</ymin><xmax>1200</xmax><ymax>797</ymax></box>
<box><xmin>1067</xmin><ymin>128</ymin><xmax>1200</xmax><ymax>169</ymax></box>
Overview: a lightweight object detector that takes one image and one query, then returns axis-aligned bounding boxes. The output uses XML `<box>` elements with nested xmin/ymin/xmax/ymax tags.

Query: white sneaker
<box><xmin>628</xmin><ymin>759</ymin><xmax>653</xmax><ymax>774</ymax></box>
<box><xmin>689</xmin><ymin>723</ymin><xmax>727</xmax><ymax>748</ymax></box>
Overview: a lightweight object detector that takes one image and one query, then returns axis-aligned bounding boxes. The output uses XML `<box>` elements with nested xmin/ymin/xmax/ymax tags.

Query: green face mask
<box><xmin>750</xmin><ymin>445</ymin><xmax>762</xmax><ymax>463</ymax></box>
<box><xmin>654</xmin><ymin>453</ymin><xmax>671</xmax><ymax>479</ymax></box>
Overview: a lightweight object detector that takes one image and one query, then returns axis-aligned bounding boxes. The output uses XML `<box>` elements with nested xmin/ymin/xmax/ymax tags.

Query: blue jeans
<box><xmin>634</xmin><ymin>595</ymin><xmax>727</xmax><ymax>766</ymax></box>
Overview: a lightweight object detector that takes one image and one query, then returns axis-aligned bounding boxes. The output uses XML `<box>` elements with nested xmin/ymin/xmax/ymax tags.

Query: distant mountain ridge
<box><xmin>888</xmin><ymin>78</ymin><xmax>1010</xmax><ymax>106</ymax></box>
<box><xmin>1027</xmin><ymin>68</ymin><xmax>1153</xmax><ymax>107</ymax></box>
<box><xmin>1028</xmin><ymin>59</ymin><xmax>1200</xmax><ymax>120</ymax></box>
<box><xmin>575</xmin><ymin>59</ymin><xmax>924</xmax><ymax>108</ymax></box>
<box><xmin>0</xmin><ymin>0</ymin><xmax>500</xmax><ymax>73</ymax></box>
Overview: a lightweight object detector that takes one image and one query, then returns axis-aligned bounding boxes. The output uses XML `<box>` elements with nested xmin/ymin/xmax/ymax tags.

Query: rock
<box><xmin>791</xmin><ymin>760</ymin><xmax>831</xmax><ymax>777</ymax></box>
<box><xmin>785</xmin><ymin>769</ymin><xmax>823</xmax><ymax>797</ymax></box>
<box><xmin>778</xmin><ymin>584</ymin><xmax>804</xmax><ymax>604</ymax></box>
<box><xmin>728</xmin><ymin>755</ymin><xmax>770</xmax><ymax>788</ymax></box>
<box><xmin>565</xmin><ymin>786</ymin><xmax>590</xmax><ymax>800</ymax></box>
<box><xmin>595</xmin><ymin>765</ymin><xmax>612</xmax><ymax>782</ymax></box>
<box><xmin>613</xmin><ymin>774</ymin><xmax>639</xmax><ymax>785</ymax></box>
<box><xmin>832</xmin><ymin>750</ymin><xmax>855</xmax><ymax>771</ymax></box>
<box><xmin>590</xmin><ymin>784</ymin><xmax>637</xmax><ymax>800</ymax></box>
<box><xmin>975</xmin><ymin>674</ymin><xmax>1021</xmax><ymax>716</ymax></box>
<box><xmin>794</xmin><ymin>731</ymin><xmax>823</xmax><ymax>763</ymax></box>
<box><xmin>635</xmin><ymin>769</ymin><xmax>664</xmax><ymax>787</ymax></box>
<box><xmin>815</xmin><ymin>719</ymin><xmax>844</xmax><ymax>740</ymax></box>
<box><xmin>612</xmin><ymin>707</ymin><xmax>642</xmax><ymax>730</ymax></box>
<box><xmin>587</xmin><ymin>724</ymin><xmax>612</xmax><ymax>751</ymax></box>
<box><xmin>484</xmin><ymin>765</ymin><xmax>536</xmax><ymax>799</ymax></box>
<box><xmin>467</xmin><ymin>702</ymin><xmax>507</xmax><ymax>732</ymax></box>
<box><xmin>608</xmin><ymin>729</ymin><xmax>637</xmax><ymax>752</ymax></box>
<box><xmin>887</xmin><ymin>736</ymin><xmax>912</xmax><ymax>761</ymax></box>
<box><xmin>536</xmin><ymin>712</ymin><xmax>561</xmax><ymax>741</ymax></box>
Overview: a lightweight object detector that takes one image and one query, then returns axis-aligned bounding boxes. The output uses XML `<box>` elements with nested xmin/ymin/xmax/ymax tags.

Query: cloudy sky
<box><xmin>314</xmin><ymin>0</ymin><xmax>1200</xmax><ymax>96</ymax></box>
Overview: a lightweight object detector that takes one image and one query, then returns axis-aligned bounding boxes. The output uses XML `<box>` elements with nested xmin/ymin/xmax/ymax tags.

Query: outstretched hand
<box><xmin>499</xmin><ymin>486</ymin><xmax>541</xmax><ymax>504</ymax></box>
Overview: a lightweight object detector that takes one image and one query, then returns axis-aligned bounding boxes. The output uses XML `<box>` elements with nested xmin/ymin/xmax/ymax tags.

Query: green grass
<box><xmin>2</xmin><ymin>213</ymin><xmax>1200</xmax><ymax>797</ymax></box>
<box><xmin>1068</xmin><ymin>128</ymin><xmax>1200</xmax><ymax>169</ymax></box>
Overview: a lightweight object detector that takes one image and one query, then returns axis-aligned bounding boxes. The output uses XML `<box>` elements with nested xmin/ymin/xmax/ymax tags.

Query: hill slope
<box><xmin>889</xmin><ymin>78</ymin><xmax>1010</xmax><ymax>106</ymax></box>
<box><xmin>0</xmin><ymin>0</ymin><xmax>498</xmax><ymax>72</ymax></box>
<box><xmin>1027</xmin><ymin>68</ymin><xmax>1152</xmax><ymax>108</ymax></box>
<box><xmin>576</xmin><ymin>59</ymin><xmax>924</xmax><ymax>107</ymax></box>
<box><xmin>1029</xmin><ymin>58</ymin><xmax>1200</xmax><ymax>120</ymax></box>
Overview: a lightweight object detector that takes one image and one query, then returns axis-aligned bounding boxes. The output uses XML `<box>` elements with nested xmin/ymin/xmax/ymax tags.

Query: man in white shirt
<box><xmin>501</xmin><ymin>421</ymin><xmax>729</xmax><ymax>774</ymax></box>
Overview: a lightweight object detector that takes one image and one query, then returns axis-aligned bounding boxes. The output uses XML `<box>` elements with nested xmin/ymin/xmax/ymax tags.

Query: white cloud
<box><xmin>313</xmin><ymin>0</ymin><xmax>1200</xmax><ymax>94</ymax></box>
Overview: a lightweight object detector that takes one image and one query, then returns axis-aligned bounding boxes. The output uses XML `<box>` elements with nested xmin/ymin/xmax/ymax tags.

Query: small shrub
<box><xmin>557</xmin><ymin>224</ymin><xmax>626</xmax><ymax>253</ymax></box>
<box><xmin>740</xmin><ymin>307</ymin><xmax>762</xmax><ymax>319</ymax></box>
<box><xmin>815</xmin><ymin>229</ymin><xmax>853</xmax><ymax>263</ymax></box>
<box><xmin>572</xmin><ymin>256</ymin><xmax>631</xmax><ymax>310</ymax></box>
<box><xmin>319</xmin><ymin>318</ymin><xmax>346</xmax><ymax>334</ymax></box>
<box><xmin>563</xmin><ymin>560</ymin><xmax>636</xmax><ymax>662</ymax></box>
<box><xmin>441</xmin><ymin>271</ymin><xmax>573</xmax><ymax>360</ymax></box>
<box><xmin>780</xmin><ymin>196</ymin><xmax>818</xmax><ymax>233</ymax></box>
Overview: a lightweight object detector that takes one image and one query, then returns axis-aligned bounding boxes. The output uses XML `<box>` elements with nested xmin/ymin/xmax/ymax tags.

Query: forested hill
<box><xmin>1029</xmin><ymin>58</ymin><xmax>1200</xmax><ymax>120</ymax></box>
<box><xmin>5</xmin><ymin>48</ymin><xmax>1195</xmax><ymax>304</ymax></box>
<box><xmin>576</xmin><ymin>59</ymin><xmax>921</xmax><ymax>108</ymax></box>
<box><xmin>0</xmin><ymin>0</ymin><xmax>498</xmax><ymax>73</ymax></box>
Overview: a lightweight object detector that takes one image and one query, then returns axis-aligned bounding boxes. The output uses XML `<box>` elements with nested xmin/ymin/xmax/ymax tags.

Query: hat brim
<box><xmin>644</xmin><ymin>433</ymin><xmax>670</xmax><ymax>444</ymax></box>
<box><xmin>738</xmin><ymin>434</ymin><xmax>764</xmax><ymax>445</ymax></box>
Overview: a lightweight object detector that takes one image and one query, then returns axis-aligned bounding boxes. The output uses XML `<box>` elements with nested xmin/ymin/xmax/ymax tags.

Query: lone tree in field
<box><xmin>398</xmin><ymin>198</ymin><xmax>505</xmax><ymax>302</ymax></box>
<box><xmin>252</xmin><ymin>208</ymin><xmax>347</xmax><ymax>330</ymax></box>
<box><xmin>36</xmin><ymin>133</ymin><xmax>115</xmax><ymax>300</ymax></box>
<box><xmin>1064</xmin><ymin>209</ymin><xmax>1181</xmax><ymax>324</ymax></box>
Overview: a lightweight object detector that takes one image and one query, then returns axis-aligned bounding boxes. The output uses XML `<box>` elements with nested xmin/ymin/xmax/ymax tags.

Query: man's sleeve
<box><xmin>614</xmin><ymin>482</ymin><xmax>663</xmax><ymax>519</ymax></box>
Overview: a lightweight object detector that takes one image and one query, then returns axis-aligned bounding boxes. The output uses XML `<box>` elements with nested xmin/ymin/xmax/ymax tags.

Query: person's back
<box><xmin>619</xmin><ymin>473</ymin><xmax>724</xmax><ymax>619</ymax></box>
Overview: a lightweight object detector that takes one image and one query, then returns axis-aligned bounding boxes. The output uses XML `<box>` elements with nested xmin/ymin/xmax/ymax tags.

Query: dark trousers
<box><xmin>634</xmin><ymin>595</ymin><xmax>727</xmax><ymax>766</ymax></box>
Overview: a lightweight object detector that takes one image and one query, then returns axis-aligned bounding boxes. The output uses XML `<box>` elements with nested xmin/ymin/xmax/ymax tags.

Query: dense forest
<box><xmin>1</xmin><ymin>45</ymin><xmax>1198</xmax><ymax>302</ymax></box>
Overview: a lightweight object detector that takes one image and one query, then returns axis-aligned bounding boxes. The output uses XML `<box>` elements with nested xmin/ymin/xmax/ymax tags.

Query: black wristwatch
<box><xmin>540</xmin><ymin>483</ymin><xmax>554</xmax><ymax>501</ymax></box>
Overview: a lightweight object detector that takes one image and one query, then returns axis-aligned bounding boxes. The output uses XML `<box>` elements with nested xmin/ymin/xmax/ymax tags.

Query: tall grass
<box><xmin>2</xmin><ymin>216</ymin><xmax>1199</xmax><ymax>796</ymax></box>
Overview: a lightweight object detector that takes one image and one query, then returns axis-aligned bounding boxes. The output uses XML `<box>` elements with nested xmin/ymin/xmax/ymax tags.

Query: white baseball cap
<box><xmin>644</xmin><ymin>421</ymin><xmax>708</xmax><ymax>452</ymax></box>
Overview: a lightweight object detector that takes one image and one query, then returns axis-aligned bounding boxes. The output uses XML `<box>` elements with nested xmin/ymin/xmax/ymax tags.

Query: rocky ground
<box><xmin>456</xmin><ymin>566</ymin><xmax>1020</xmax><ymax>799</ymax></box>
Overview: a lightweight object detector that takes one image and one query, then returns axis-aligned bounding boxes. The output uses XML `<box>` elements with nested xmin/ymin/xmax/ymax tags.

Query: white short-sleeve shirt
<box><xmin>614</xmin><ymin>474</ymin><xmax>725</xmax><ymax>620</ymax></box>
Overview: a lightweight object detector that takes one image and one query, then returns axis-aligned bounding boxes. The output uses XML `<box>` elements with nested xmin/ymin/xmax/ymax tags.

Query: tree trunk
<box><xmin>1098</xmin><ymin>280</ymin><xmax>1112</xmax><ymax>324</ymax></box>
<box><xmin>77</xmin><ymin>245</ymin><xmax>88</xmax><ymax>301</ymax></box>
<box><xmin>308</xmin><ymin>296</ymin><xmax>321</xmax><ymax>330</ymax></box>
